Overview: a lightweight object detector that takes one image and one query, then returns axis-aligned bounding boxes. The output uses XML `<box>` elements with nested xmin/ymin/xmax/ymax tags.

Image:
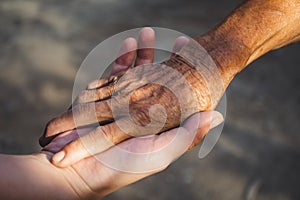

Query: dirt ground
<box><xmin>0</xmin><ymin>0</ymin><xmax>299</xmax><ymax>199</ymax></box>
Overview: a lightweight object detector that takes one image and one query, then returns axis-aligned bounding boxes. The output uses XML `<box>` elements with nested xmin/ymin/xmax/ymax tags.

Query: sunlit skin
<box><xmin>0</xmin><ymin>27</ymin><xmax>221</xmax><ymax>199</ymax></box>
<box><xmin>0</xmin><ymin>0</ymin><xmax>299</xmax><ymax>199</ymax></box>
<box><xmin>41</xmin><ymin>0</ymin><xmax>300</xmax><ymax>167</ymax></box>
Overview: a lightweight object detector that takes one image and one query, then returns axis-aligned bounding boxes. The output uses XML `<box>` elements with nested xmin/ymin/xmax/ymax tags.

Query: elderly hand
<box><xmin>40</xmin><ymin>28</ymin><xmax>224</xmax><ymax>168</ymax></box>
<box><xmin>40</xmin><ymin>109</ymin><xmax>222</xmax><ymax>198</ymax></box>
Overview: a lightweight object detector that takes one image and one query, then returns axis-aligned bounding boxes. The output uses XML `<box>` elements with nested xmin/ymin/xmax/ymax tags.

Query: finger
<box><xmin>110</xmin><ymin>37</ymin><xmax>137</xmax><ymax>75</ymax></box>
<box><xmin>78</xmin><ymin>72</ymin><xmax>125</xmax><ymax>104</ymax></box>
<box><xmin>172</xmin><ymin>36</ymin><xmax>190</xmax><ymax>53</ymax></box>
<box><xmin>91</xmin><ymin>111</ymin><xmax>223</xmax><ymax>190</ymax></box>
<box><xmin>69</xmin><ymin>112</ymin><xmax>217</xmax><ymax>197</ymax></box>
<box><xmin>116</xmin><ymin>111</ymin><xmax>222</xmax><ymax>157</ymax></box>
<box><xmin>42</xmin><ymin>130</ymin><xmax>80</xmax><ymax>153</ymax></box>
<box><xmin>95</xmin><ymin>111</ymin><xmax>223</xmax><ymax>174</ymax></box>
<box><xmin>70</xmin><ymin>77</ymin><xmax>110</xmax><ymax>110</ymax></box>
<box><xmin>51</xmin><ymin>120</ymin><xmax>131</xmax><ymax>167</ymax></box>
<box><xmin>54</xmin><ymin>110</ymin><xmax>223</xmax><ymax>170</ymax></box>
<box><xmin>39</xmin><ymin>100</ymin><xmax>113</xmax><ymax>147</ymax></box>
<box><xmin>75</xmin><ymin>84</ymin><xmax>114</xmax><ymax>104</ymax></box>
<box><xmin>134</xmin><ymin>27</ymin><xmax>155</xmax><ymax>66</ymax></box>
<box><xmin>73</xmin><ymin>29</ymin><xmax>155</xmax><ymax>104</ymax></box>
<box><xmin>87</xmin><ymin>78</ymin><xmax>109</xmax><ymax>90</ymax></box>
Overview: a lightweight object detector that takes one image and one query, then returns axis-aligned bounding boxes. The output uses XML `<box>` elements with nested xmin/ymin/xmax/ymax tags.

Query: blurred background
<box><xmin>0</xmin><ymin>0</ymin><xmax>299</xmax><ymax>199</ymax></box>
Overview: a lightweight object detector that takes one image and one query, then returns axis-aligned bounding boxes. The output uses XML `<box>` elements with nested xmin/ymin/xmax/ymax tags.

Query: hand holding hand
<box><xmin>40</xmin><ymin>28</ymin><xmax>224</xmax><ymax>168</ymax></box>
<box><xmin>43</xmin><ymin>110</ymin><xmax>223</xmax><ymax>199</ymax></box>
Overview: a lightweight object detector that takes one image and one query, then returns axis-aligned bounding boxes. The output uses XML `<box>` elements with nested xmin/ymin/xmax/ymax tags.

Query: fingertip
<box><xmin>138</xmin><ymin>27</ymin><xmax>155</xmax><ymax>48</ymax></box>
<box><xmin>183</xmin><ymin>112</ymin><xmax>209</xmax><ymax>134</ymax></box>
<box><xmin>139</xmin><ymin>27</ymin><xmax>155</xmax><ymax>38</ymax></box>
<box><xmin>183</xmin><ymin>111</ymin><xmax>224</xmax><ymax>134</ymax></box>
<box><xmin>134</xmin><ymin>27</ymin><xmax>155</xmax><ymax>66</ymax></box>
<box><xmin>52</xmin><ymin>148</ymin><xmax>79</xmax><ymax>168</ymax></box>
<box><xmin>117</xmin><ymin>37</ymin><xmax>137</xmax><ymax>59</ymax></box>
<box><xmin>209</xmin><ymin>111</ymin><xmax>224</xmax><ymax>129</ymax></box>
<box><xmin>175</xmin><ymin>36</ymin><xmax>189</xmax><ymax>43</ymax></box>
<box><xmin>173</xmin><ymin>36</ymin><xmax>190</xmax><ymax>53</ymax></box>
<box><xmin>41</xmin><ymin>118</ymin><xmax>61</xmax><ymax>146</ymax></box>
<box><xmin>44</xmin><ymin>113</ymin><xmax>75</xmax><ymax>139</ymax></box>
<box><xmin>121</xmin><ymin>37</ymin><xmax>138</xmax><ymax>52</ymax></box>
<box><xmin>112</xmin><ymin>37</ymin><xmax>137</xmax><ymax>74</ymax></box>
<box><xmin>51</xmin><ymin>143</ymin><xmax>78</xmax><ymax>167</ymax></box>
<box><xmin>52</xmin><ymin>137</ymin><xmax>93</xmax><ymax>167</ymax></box>
<box><xmin>51</xmin><ymin>150</ymin><xmax>66</xmax><ymax>167</ymax></box>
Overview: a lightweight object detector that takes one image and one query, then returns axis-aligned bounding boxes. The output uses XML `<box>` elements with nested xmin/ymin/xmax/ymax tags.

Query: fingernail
<box><xmin>210</xmin><ymin>111</ymin><xmax>224</xmax><ymax>129</ymax></box>
<box><xmin>39</xmin><ymin>135</ymin><xmax>57</xmax><ymax>147</ymax></box>
<box><xmin>52</xmin><ymin>151</ymin><xmax>65</xmax><ymax>164</ymax></box>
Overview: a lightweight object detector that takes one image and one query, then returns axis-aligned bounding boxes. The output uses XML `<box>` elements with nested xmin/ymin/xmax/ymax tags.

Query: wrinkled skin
<box><xmin>41</xmin><ymin>52</ymin><xmax>218</xmax><ymax>146</ymax></box>
<box><xmin>40</xmin><ymin>29</ymin><xmax>225</xmax><ymax>167</ymax></box>
<box><xmin>42</xmin><ymin>0</ymin><xmax>300</xmax><ymax>167</ymax></box>
<box><xmin>39</xmin><ymin>27</ymin><xmax>229</xmax><ymax>170</ymax></box>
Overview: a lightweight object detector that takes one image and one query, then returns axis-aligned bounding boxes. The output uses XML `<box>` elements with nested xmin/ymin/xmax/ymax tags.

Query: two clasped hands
<box><xmin>41</xmin><ymin>27</ymin><xmax>223</xmax><ymax>199</ymax></box>
<box><xmin>1</xmin><ymin>0</ymin><xmax>299</xmax><ymax>198</ymax></box>
<box><xmin>0</xmin><ymin>27</ymin><xmax>224</xmax><ymax>200</ymax></box>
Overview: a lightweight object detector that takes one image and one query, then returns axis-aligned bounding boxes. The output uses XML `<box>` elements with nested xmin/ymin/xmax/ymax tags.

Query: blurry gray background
<box><xmin>0</xmin><ymin>0</ymin><xmax>299</xmax><ymax>199</ymax></box>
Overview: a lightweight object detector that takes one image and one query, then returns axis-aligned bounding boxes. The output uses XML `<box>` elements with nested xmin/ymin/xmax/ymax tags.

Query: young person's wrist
<box><xmin>32</xmin><ymin>152</ymin><xmax>82</xmax><ymax>200</ymax></box>
<box><xmin>39</xmin><ymin>151</ymin><xmax>103</xmax><ymax>199</ymax></box>
<box><xmin>61</xmin><ymin>163</ymin><xmax>102</xmax><ymax>199</ymax></box>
